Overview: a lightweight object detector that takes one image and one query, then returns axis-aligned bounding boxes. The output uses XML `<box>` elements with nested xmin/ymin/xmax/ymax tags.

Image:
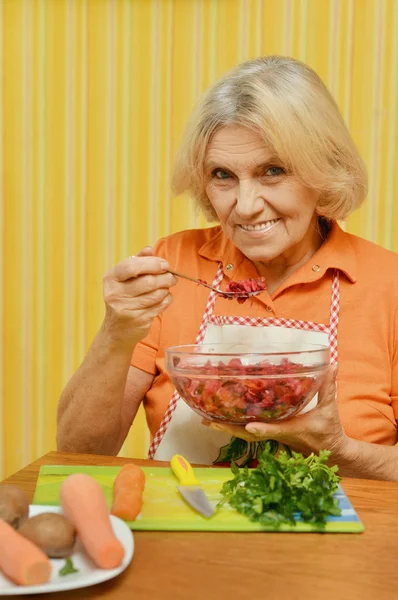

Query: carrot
<box><xmin>111</xmin><ymin>463</ymin><xmax>146</xmax><ymax>521</ymax></box>
<box><xmin>0</xmin><ymin>519</ymin><xmax>52</xmax><ymax>586</ymax></box>
<box><xmin>59</xmin><ymin>474</ymin><xmax>124</xmax><ymax>570</ymax></box>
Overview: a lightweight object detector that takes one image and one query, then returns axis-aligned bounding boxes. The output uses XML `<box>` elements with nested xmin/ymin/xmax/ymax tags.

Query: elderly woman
<box><xmin>57</xmin><ymin>56</ymin><xmax>398</xmax><ymax>480</ymax></box>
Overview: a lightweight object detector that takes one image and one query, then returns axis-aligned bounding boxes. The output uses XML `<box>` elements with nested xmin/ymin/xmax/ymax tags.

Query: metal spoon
<box><xmin>168</xmin><ymin>269</ymin><xmax>262</xmax><ymax>299</ymax></box>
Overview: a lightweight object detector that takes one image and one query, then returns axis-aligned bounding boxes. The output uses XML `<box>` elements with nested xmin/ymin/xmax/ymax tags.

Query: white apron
<box><xmin>148</xmin><ymin>263</ymin><xmax>340</xmax><ymax>464</ymax></box>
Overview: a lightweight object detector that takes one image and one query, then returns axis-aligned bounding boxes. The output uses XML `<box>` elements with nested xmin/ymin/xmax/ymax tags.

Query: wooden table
<box><xmin>2</xmin><ymin>451</ymin><xmax>398</xmax><ymax>600</ymax></box>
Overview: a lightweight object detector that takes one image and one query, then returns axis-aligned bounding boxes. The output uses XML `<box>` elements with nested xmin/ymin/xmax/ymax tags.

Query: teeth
<box><xmin>240</xmin><ymin>219</ymin><xmax>279</xmax><ymax>232</ymax></box>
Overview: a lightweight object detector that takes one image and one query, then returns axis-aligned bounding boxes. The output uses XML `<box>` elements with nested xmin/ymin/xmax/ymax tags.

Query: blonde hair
<box><xmin>172</xmin><ymin>55</ymin><xmax>368</xmax><ymax>221</ymax></box>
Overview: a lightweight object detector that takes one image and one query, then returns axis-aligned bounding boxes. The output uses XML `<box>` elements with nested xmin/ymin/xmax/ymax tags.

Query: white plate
<box><xmin>0</xmin><ymin>505</ymin><xmax>134</xmax><ymax>595</ymax></box>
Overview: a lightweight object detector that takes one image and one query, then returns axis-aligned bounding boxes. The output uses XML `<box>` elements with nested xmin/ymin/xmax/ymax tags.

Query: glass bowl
<box><xmin>165</xmin><ymin>342</ymin><xmax>330</xmax><ymax>424</ymax></box>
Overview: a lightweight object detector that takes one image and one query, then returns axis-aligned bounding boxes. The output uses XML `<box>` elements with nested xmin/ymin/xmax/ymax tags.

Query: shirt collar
<box><xmin>311</xmin><ymin>220</ymin><xmax>357</xmax><ymax>283</ymax></box>
<box><xmin>198</xmin><ymin>221</ymin><xmax>357</xmax><ymax>283</ymax></box>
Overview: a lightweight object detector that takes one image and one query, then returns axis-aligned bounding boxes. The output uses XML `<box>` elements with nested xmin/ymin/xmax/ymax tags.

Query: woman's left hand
<box><xmin>203</xmin><ymin>365</ymin><xmax>350</xmax><ymax>461</ymax></box>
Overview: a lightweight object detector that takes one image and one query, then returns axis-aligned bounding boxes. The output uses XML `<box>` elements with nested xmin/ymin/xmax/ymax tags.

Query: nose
<box><xmin>235</xmin><ymin>179</ymin><xmax>264</xmax><ymax>219</ymax></box>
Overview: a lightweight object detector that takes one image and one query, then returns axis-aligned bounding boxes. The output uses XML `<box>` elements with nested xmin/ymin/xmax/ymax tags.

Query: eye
<box><xmin>265</xmin><ymin>166</ymin><xmax>285</xmax><ymax>176</ymax></box>
<box><xmin>212</xmin><ymin>169</ymin><xmax>231</xmax><ymax>180</ymax></box>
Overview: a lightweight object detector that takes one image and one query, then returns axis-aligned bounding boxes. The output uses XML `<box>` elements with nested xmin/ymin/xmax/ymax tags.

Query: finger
<box><xmin>124</xmin><ymin>273</ymin><xmax>178</xmax><ymax>297</ymax></box>
<box><xmin>245</xmin><ymin>421</ymin><xmax>282</xmax><ymax>438</ymax></box>
<box><xmin>123</xmin><ymin>290</ymin><xmax>173</xmax><ymax>320</ymax></box>
<box><xmin>135</xmin><ymin>246</ymin><xmax>155</xmax><ymax>257</ymax></box>
<box><xmin>317</xmin><ymin>363</ymin><xmax>338</xmax><ymax>407</ymax></box>
<box><xmin>207</xmin><ymin>421</ymin><xmax>262</xmax><ymax>442</ymax></box>
<box><xmin>127</xmin><ymin>287</ymin><xmax>172</xmax><ymax>309</ymax></box>
<box><xmin>204</xmin><ymin>417</ymin><xmax>282</xmax><ymax>441</ymax></box>
<box><xmin>112</xmin><ymin>256</ymin><xmax>170</xmax><ymax>282</ymax></box>
<box><xmin>110</xmin><ymin>284</ymin><xmax>173</xmax><ymax>310</ymax></box>
<box><xmin>142</xmin><ymin>292</ymin><xmax>173</xmax><ymax>315</ymax></box>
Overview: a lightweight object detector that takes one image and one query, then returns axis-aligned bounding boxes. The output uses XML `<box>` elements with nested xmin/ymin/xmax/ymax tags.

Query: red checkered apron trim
<box><xmin>148</xmin><ymin>265</ymin><xmax>340</xmax><ymax>458</ymax></box>
<box><xmin>208</xmin><ymin>315</ymin><xmax>328</xmax><ymax>331</ymax></box>
<box><xmin>329</xmin><ymin>271</ymin><xmax>340</xmax><ymax>364</ymax></box>
<box><xmin>148</xmin><ymin>265</ymin><xmax>224</xmax><ymax>458</ymax></box>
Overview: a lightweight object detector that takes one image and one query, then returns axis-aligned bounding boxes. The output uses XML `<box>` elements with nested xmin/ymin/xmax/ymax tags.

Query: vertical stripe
<box><xmin>190</xmin><ymin>0</ymin><xmax>200</xmax><ymax>229</ymax></box>
<box><xmin>194</xmin><ymin>0</ymin><xmax>202</xmax><ymax>98</ymax></box>
<box><xmin>191</xmin><ymin>0</ymin><xmax>202</xmax><ymax>229</ymax></box>
<box><xmin>368</xmin><ymin>0</ymin><xmax>384</xmax><ymax>242</ymax></box>
<box><xmin>384</xmin><ymin>1</ymin><xmax>398</xmax><ymax>251</ymax></box>
<box><xmin>120</xmin><ymin>0</ymin><xmax>131</xmax><ymax>258</ymax></box>
<box><xmin>107</xmin><ymin>1</ymin><xmax>116</xmax><ymax>268</ymax></box>
<box><xmin>344</xmin><ymin>0</ymin><xmax>354</xmax><ymax>125</ymax></box>
<box><xmin>163</xmin><ymin>0</ymin><xmax>173</xmax><ymax>237</ymax></box>
<box><xmin>36</xmin><ymin>0</ymin><xmax>46</xmax><ymax>456</ymax></box>
<box><xmin>298</xmin><ymin>0</ymin><xmax>308</xmax><ymax>62</ymax></box>
<box><xmin>64</xmin><ymin>0</ymin><xmax>74</xmax><ymax>384</ymax></box>
<box><xmin>23</xmin><ymin>0</ymin><xmax>32</xmax><ymax>466</ymax></box>
<box><xmin>238</xmin><ymin>0</ymin><xmax>248</xmax><ymax>62</ymax></box>
<box><xmin>148</xmin><ymin>0</ymin><xmax>160</xmax><ymax>243</ymax></box>
<box><xmin>209</xmin><ymin>0</ymin><xmax>218</xmax><ymax>81</ymax></box>
<box><xmin>284</xmin><ymin>0</ymin><xmax>293</xmax><ymax>55</ymax></box>
<box><xmin>0</xmin><ymin>0</ymin><xmax>4</xmax><ymax>478</ymax></box>
<box><xmin>79</xmin><ymin>0</ymin><xmax>87</xmax><ymax>359</ymax></box>
<box><xmin>255</xmin><ymin>0</ymin><xmax>263</xmax><ymax>56</ymax></box>
<box><xmin>329</xmin><ymin>0</ymin><xmax>340</xmax><ymax>96</ymax></box>
<box><xmin>129</xmin><ymin>0</ymin><xmax>151</xmax><ymax>250</ymax></box>
<box><xmin>44</xmin><ymin>1</ymin><xmax>67</xmax><ymax>454</ymax></box>
<box><xmin>339</xmin><ymin>0</ymin><xmax>354</xmax><ymax>233</ymax></box>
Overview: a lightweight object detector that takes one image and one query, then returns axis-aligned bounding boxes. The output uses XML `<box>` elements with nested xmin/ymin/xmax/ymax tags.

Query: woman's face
<box><xmin>204</xmin><ymin>126</ymin><xmax>321</xmax><ymax>267</ymax></box>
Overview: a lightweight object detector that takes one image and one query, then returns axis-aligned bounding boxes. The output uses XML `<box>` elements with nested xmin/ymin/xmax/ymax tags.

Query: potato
<box><xmin>19</xmin><ymin>512</ymin><xmax>76</xmax><ymax>558</ymax></box>
<box><xmin>0</xmin><ymin>484</ymin><xmax>29</xmax><ymax>528</ymax></box>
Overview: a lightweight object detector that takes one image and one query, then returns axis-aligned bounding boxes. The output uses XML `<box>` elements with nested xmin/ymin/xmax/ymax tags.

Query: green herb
<box><xmin>59</xmin><ymin>558</ymin><xmax>79</xmax><ymax>576</ymax></box>
<box><xmin>217</xmin><ymin>442</ymin><xmax>341</xmax><ymax>529</ymax></box>
<box><xmin>213</xmin><ymin>436</ymin><xmax>284</xmax><ymax>467</ymax></box>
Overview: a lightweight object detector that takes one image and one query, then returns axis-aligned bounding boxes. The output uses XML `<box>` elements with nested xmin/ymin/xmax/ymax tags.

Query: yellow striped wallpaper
<box><xmin>1</xmin><ymin>0</ymin><xmax>398</xmax><ymax>478</ymax></box>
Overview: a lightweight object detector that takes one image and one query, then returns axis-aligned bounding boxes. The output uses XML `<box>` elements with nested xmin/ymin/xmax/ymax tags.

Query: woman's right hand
<box><xmin>102</xmin><ymin>247</ymin><xmax>177</xmax><ymax>345</ymax></box>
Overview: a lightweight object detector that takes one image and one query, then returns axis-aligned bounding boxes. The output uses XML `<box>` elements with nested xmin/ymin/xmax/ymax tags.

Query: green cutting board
<box><xmin>32</xmin><ymin>465</ymin><xmax>364</xmax><ymax>533</ymax></box>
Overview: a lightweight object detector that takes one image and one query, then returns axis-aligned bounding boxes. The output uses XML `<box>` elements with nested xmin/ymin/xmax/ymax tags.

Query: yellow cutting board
<box><xmin>32</xmin><ymin>465</ymin><xmax>364</xmax><ymax>533</ymax></box>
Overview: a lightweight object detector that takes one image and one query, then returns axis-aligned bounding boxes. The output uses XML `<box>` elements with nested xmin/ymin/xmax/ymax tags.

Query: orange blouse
<box><xmin>131</xmin><ymin>222</ymin><xmax>398</xmax><ymax>446</ymax></box>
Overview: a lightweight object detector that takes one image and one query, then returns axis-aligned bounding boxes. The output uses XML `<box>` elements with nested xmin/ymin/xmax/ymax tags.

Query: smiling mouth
<box><xmin>238</xmin><ymin>219</ymin><xmax>280</xmax><ymax>233</ymax></box>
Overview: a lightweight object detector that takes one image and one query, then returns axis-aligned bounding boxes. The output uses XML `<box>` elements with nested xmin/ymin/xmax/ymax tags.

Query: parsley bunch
<box><xmin>218</xmin><ymin>442</ymin><xmax>341</xmax><ymax>528</ymax></box>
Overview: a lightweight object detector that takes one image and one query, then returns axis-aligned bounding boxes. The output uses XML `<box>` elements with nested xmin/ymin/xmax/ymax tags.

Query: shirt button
<box><xmin>226</xmin><ymin>263</ymin><xmax>234</xmax><ymax>271</ymax></box>
<box><xmin>312</xmin><ymin>264</ymin><xmax>321</xmax><ymax>272</ymax></box>
<box><xmin>266</xmin><ymin>305</ymin><xmax>272</xmax><ymax>312</ymax></box>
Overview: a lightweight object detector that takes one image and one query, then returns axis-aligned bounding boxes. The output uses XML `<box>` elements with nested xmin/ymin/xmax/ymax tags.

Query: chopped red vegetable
<box><xmin>171</xmin><ymin>357</ymin><xmax>320</xmax><ymax>423</ymax></box>
<box><xmin>224</xmin><ymin>278</ymin><xmax>267</xmax><ymax>303</ymax></box>
<box><xmin>196</xmin><ymin>277</ymin><xmax>267</xmax><ymax>303</ymax></box>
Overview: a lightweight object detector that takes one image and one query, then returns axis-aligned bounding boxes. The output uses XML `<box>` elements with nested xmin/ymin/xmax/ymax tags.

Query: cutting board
<box><xmin>33</xmin><ymin>465</ymin><xmax>364</xmax><ymax>533</ymax></box>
